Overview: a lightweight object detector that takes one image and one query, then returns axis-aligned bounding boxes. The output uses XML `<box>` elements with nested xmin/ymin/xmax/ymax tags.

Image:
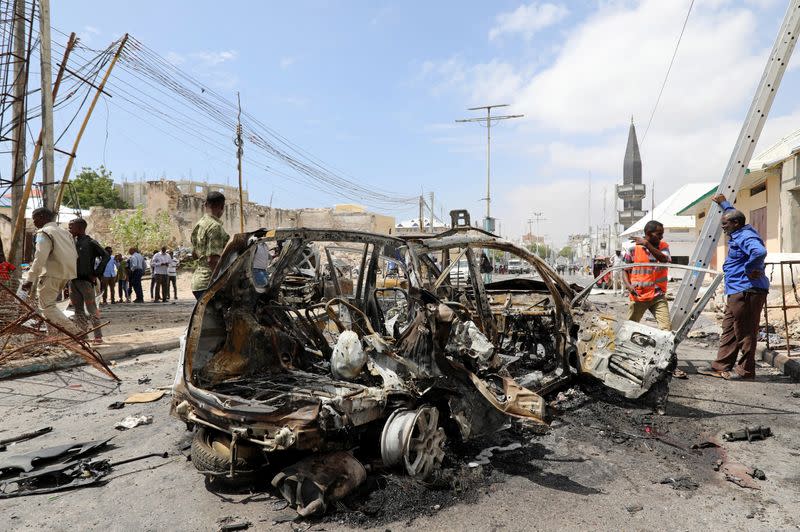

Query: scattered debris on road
<box><xmin>657</xmin><ymin>476</ymin><xmax>699</xmax><ymax>491</ymax></box>
<box><xmin>114</xmin><ymin>415</ymin><xmax>154</xmax><ymax>430</ymax></box>
<box><xmin>0</xmin><ymin>426</ymin><xmax>53</xmax><ymax>452</ymax></box>
<box><xmin>0</xmin><ymin>439</ymin><xmax>114</xmax><ymax>498</ymax></box>
<box><xmin>722</xmin><ymin>426</ymin><xmax>772</xmax><ymax>442</ymax></box>
<box><xmin>272</xmin><ymin>451</ymin><xmax>367</xmax><ymax>516</ymax></box>
<box><xmin>125</xmin><ymin>390</ymin><xmax>166</xmax><ymax>403</ymax></box>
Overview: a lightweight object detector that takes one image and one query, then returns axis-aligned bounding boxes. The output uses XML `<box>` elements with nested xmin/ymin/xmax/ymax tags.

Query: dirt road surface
<box><xmin>1</xmin><ymin>292</ymin><xmax>799</xmax><ymax>531</ymax></box>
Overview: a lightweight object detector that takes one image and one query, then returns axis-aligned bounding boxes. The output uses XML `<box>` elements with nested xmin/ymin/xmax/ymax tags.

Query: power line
<box><xmin>641</xmin><ymin>0</ymin><xmax>695</xmax><ymax>146</ymax></box>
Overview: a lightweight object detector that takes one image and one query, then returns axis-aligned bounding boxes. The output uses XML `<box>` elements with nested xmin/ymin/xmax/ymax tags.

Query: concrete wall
<box><xmin>117</xmin><ymin>179</ymin><xmax>248</xmax><ymax>208</ymax></box>
<box><xmin>779</xmin><ymin>155</ymin><xmax>800</xmax><ymax>253</ymax></box>
<box><xmin>87</xmin><ymin>180</ymin><xmax>396</xmax><ymax>249</ymax></box>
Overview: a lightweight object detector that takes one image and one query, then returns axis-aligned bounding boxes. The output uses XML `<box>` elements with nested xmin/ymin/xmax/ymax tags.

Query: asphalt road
<box><xmin>1</xmin><ymin>294</ymin><xmax>799</xmax><ymax>531</ymax></box>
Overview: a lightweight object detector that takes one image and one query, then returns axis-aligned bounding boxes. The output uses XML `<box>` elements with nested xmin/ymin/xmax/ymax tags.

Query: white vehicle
<box><xmin>507</xmin><ymin>259</ymin><xmax>524</xmax><ymax>274</ymax></box>
<box><xmin>449</xmin><ymin>258</ymin><xmax>470</xmax><ymax>284</ymax></box>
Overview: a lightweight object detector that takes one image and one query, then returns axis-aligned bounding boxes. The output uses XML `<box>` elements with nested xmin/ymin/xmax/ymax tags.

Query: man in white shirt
<box><xmin>611</xmin><ymin>250</ymin><xmax>625</xmax><ymax>295</ymax></box>
<box><xmin>151</xmin><ymin>246</ymin><xmax>171</xmax><ymax>302</ymax></box>
<box><xmin>167</xmin><ymin>251</ymin><xmax>179</xmax><ymax>300</ymax></box>
<box><xmin>127</xmin><ymin>247</ymin><xmax>145</xmax><ymax>303</ymax></box>
<box><xmin>20</xmin><ymin>208</ymin><xmax>79</xmax><ymax>334</ymax></box>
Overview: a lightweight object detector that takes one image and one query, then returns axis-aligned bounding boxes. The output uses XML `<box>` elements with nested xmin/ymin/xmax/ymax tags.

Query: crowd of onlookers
<box><xmin>0</xmin><ymin>207</ymin><xmax>183</xmax><ymax>344</ymax></box>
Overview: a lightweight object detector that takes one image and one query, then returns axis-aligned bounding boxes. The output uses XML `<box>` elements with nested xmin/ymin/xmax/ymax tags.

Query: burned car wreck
<box><xmin>171</xmin><ymin>228</ymin><xmax>548</xmax><ymax>515</ymax></box>
<box><xmin>172</xmin><ymin>219</ymin><xmax>720</xmax><ymax>515</ymax></box>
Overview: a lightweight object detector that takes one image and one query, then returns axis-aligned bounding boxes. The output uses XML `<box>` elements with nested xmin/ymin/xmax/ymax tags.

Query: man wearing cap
<box><xmin>20</xmin><ymin>208</ymin><xmax>79</xmax><ymax>333</ymax></box>
<box><xmin>190</xmin><ymin>191</ymin><xmax>229</xmax><ymax>300</ymax></box>
<box><xmin>699</xmin><ymin>194</ymin><xmax>769</xmax><ymax>381</ymax></box>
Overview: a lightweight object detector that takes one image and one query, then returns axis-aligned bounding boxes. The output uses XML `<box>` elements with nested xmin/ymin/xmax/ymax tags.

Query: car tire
<box><xmin>190</xmin><ymin>427</ymin><xmax>263</xmax><ymax>485</ymax></box>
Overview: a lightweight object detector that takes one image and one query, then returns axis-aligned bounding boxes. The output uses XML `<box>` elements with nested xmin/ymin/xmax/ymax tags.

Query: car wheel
<box><xmin>190</xmin><ymin>427</ymin><xmax>263</xmax><ymax>485</ymax></box>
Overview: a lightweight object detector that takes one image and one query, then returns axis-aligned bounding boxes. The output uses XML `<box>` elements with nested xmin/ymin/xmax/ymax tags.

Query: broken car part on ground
<box><xmin>171</xmin><ymin>215</ymin><xmax>722</xmax><ymax>515</ymax></box>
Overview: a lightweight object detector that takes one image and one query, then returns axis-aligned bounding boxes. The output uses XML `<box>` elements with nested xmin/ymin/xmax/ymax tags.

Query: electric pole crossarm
<box><xmin>455</xmin><ymin>114</ymin><xmax>524</xmax><ymax>123</ymax></box>
<box><xmin>670</xmin><ymin>2</ymin><xmax>800</xmax><ymax>326</ymax></box>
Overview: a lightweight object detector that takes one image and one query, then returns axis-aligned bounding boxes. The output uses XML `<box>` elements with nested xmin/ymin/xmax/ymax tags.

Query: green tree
<box><xmin>109</xmin><ymin>207</ymin><xmax>173</xmax><ymax>252</ymax></box>
<box><xmin>64</xmin><ymin>166</ymin><xmax>129</xmax><ymax>209</ymax></box>
<box><xmin>559</xmin><ymin>246</ymin><xmax>574</xmax><ymax>258</ymax></box>
<box><xmin>527</xmin><ymin>243</ymin><xmax>552</xmax><ymax>259</ymax></box>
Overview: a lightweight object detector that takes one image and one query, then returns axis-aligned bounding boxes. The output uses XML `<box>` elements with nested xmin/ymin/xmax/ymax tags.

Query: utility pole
<box><xmin>428</xmin><ymin>191</ymin><xmax>434</xmax><ymax>234</ymax></box>
<box><xmin>9</xmin><ymin>0</ymin><xmax>29</xmax><ymax>263</ymax></box>
<box><xmin>456</xmin><ymin>104</ymin><xmax>523</xmax><ymax>231</ymax></box>
<box><xmin>418</xmin><ymin>195</ymin><xmax>424</xmax><ymax>233</ymax></box>
<box><xmin>53</xmin><ymin>34</ymin><xmax>125</xmax><ymax>212</ymax></box>
<box><xmin>530</xmin><ymin>212</ymin><xmax>546</xmax><ymax>258</ymax></box>
<box><xmin>236</xmin><ymin>92</ymin><xmax>245</xmax><ymax>233</ymax></box>
<box><xmin>38</xmin><ymin>0</ymin><xmax>55</xmax><ymax>210</ymax></box>
<box><xmin>9</xmin><ymin>33</ymin><xmax>75</xmax><ymax>263</ymax></box>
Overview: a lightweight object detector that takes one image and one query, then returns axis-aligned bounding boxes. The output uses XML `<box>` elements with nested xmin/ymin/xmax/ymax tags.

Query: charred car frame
<box><xmin>171</xmin><ymin>219</ymin><xmax>721</xmax><ymax>510</ymax></box>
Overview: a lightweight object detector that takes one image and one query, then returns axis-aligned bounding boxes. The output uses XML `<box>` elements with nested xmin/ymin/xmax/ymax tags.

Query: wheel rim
<box><xmin>381</xmin><ymin>406</ymin><xmax>446</xmax><ymax>479</ymax></box>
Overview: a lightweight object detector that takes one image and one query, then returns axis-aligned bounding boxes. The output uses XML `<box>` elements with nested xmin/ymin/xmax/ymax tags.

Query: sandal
<box><xmin>696</xmin><ymin>365</ymin><xmax>725</xmax><ymax>378</ymax></box>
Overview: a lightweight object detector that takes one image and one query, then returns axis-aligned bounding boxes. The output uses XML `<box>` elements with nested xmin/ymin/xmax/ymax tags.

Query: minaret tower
<box><xmin>617</xmin><ymin>117</ymin><xmax>647</xmax><ymax>229</ymax></box>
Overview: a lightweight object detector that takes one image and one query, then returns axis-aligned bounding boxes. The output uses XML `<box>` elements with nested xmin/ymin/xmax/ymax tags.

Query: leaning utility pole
<box><xmin>236</xmin><ymin>92</ymin><xmax>245</xmax><ymax>233</ymax></box>
<box><xmin>9</xmin><ymin>32</ymin><xmax>75</xmax><ymax>264</ymax></box>
<box><xmin>53</xmin><ymin>34</ymin><xmax>127</xmax><ymax>212</ymax></box>
<box><xmin>38</xmin><ymin>0</ymin><xmax>55</xmax><ymax>209</ymax></box>
<box><xmin>9</xmin><ymin>0</ymin><xmax>30</xmax><ymax>263</ymax></box>
<box><xmin>456</xmin><ymin>104</ymin><xmax>523</xmax><ymax>231</ymax></box>
<box><xmin>671</xmin><ymin>2</ymin><xmax>800</xmax><ymax>327</ymax></box>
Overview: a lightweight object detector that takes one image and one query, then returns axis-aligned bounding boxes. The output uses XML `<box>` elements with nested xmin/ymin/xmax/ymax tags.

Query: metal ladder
<box><xmin>670</xmin><ymin>1</ymin><xmax>800</xmax><ymax>326</ymax></box>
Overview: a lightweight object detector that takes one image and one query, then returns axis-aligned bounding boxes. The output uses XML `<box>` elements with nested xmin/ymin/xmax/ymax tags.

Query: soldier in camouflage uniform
<box><xmin>190</xmin><ymin>191</ymin><xmax>229</xmax><ymax>300</ymax></box>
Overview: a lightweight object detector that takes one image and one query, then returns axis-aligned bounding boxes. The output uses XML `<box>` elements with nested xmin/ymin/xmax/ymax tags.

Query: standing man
<box><xmin>611</xmin><ymin>249</ymin><xmax>625</xmax><ymax>295</ymax></box>
<box><xmin>127</xmin><ymin>247</ymin><xmax>145</xmax><ymax>303</ymax></box>
<box><xmin>20</xmin><ymin>208</ymin><xmax>78</xmax><ymax>333</ymax></box>
<box><xmin>151</xmin><ymin>246</ymin><xmax>171</xmax><ymax>302</ymax></box>
<box><xmin>68</xmin><ymin>218</ymin><xmax>109</xmax><ymax>344</ymax></box>
<box><xmin>115</xmin><ymin>253</ymin><xmax>130</xmax><ymax>303</ymax></box>
<box><xmin>167</xmin><ymin>250</ymin><xmax>179</xmax><ymax>300</ymax></box>
<box><xmin>623</xmin><ymin>220</ymin><xmax>672</xmax><ymax>330</ymax></box>
<box><xmin>101</xmin><ymin>246</ymin><xmax>117</xmax><ymax>305</ymax></box>
<box><xmin>699</xmin><ymin>194</ymin><xmax>769</xmax><ymax>381</ymax></box>
<box><xmin>191</xmin><ymin>191</ymin><xmax>229</xmax><ymax>300</ymax></box>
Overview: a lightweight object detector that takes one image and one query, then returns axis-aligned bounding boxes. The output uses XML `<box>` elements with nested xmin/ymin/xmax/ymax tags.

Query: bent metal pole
<box><xmin>670</xmin><ymin>3</ymin><xmax>800</xmax><ymax>326</ymax></box>
<box><xmin>53</xmin><ymin>34</ymin><xmax>129</xmax><ymax>212</ymax></box>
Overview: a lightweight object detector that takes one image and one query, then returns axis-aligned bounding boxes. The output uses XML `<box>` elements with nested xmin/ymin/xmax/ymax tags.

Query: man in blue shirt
<box><xmin>699</xmin><ymin>193</ymin><xmax>768</xmax><ymax>380</ymax></box>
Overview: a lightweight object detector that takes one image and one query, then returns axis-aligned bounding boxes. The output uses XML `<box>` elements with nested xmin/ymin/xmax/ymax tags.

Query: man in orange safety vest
<box><xmin>622</xmin><ymin>219</ymin><xmax>672</xmax><ymax>331</ymax></box>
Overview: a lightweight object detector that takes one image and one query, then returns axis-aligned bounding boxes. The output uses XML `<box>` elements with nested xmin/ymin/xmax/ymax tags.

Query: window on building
<box><xmin>750</xmin><ymin>182</ymin><xmax>767</xmax><ymax>196</ymax></box>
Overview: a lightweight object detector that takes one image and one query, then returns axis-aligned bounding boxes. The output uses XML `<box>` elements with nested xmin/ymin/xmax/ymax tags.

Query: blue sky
<box><xmin>38</xmin><ymin>0</ymin><xmax>800</xmax><ymax>245</ymax></box>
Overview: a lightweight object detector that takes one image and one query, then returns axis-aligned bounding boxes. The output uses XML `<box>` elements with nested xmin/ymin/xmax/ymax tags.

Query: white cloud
<box><xmin>425</xmin><ymin>0</ymin><xmax>800</xmax><ymax>244</ymax></box>
<box><xmin>489</xmin><ymin>2</ymin><xmax>569</xmax><ymax>41</ymax></box>
<box><xmin>165</xmin><ymin>51</ymin><xmax>185</xmax><ymax>66</ymax></box>
<box><xmin>517</xmin><ymin>1</ymin><xmax>762</xmax><ymax>134</ymax></box>
<box><xmin>191</xmin><ymin>50</ymin><xmax>238</xmax><ymax>66</ymax></box>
